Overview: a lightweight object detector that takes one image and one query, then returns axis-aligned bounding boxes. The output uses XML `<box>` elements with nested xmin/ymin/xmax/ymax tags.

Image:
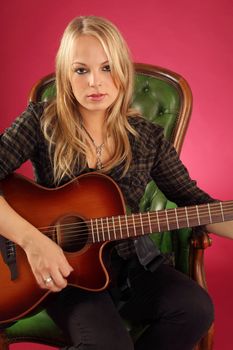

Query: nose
<box><xmin>88</xmin><ymin>70</ymin><xmax>102</xmax><ymax>87</ymax></box>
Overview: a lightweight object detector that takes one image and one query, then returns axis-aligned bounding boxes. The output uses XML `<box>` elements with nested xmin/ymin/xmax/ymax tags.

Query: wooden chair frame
<box><xmin>0</xmin><ymin>63</ymin><xmax>213</xmax><ymax>350</ymax></box>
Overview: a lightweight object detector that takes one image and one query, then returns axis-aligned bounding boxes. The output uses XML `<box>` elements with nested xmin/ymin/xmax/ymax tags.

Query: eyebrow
<box><xmin>72</xmin><ymin>60</ymin><xmax>109</xmax><ymax>66</ymax></box>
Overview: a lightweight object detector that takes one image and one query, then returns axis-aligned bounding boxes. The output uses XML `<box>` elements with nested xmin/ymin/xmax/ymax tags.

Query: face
<box><xmin>70</xmin><ymin>35</ymin><xmax>119</xmax><ymax>119</ymax></box>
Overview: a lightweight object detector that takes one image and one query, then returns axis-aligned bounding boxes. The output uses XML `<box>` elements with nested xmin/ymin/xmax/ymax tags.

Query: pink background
<box><xmin>1</xmin><ymin>0</ymin><xmax>233</xmax><ymax>349</ymax></box>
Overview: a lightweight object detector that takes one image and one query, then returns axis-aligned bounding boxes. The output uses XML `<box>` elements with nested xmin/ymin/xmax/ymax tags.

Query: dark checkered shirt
<box><xmin>0</xmin><ymin>102</ymin><xmax>215</xmax><ymax>259</ymax></box>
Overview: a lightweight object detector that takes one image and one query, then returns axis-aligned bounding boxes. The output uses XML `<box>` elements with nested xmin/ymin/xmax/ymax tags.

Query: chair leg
<box><xmin>0</xmin><ymin>330</ymin><xmax>9</xmax><ymax>350</ymax></box>
<box><xmin>189</xmin><ymin>232</ymin><xmax>214</xmax><ymax>350</ymax></box>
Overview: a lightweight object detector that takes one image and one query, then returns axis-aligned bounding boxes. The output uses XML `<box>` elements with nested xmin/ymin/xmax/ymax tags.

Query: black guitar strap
<box><xmin>0</xmin><ymin>235</ymin><xmax>18</xmax><ymax>280</ymax></box>
<box><xmin>134</xmin><ymin>235</ymin><xmax>166</xmax><ymax>272</ymax></box>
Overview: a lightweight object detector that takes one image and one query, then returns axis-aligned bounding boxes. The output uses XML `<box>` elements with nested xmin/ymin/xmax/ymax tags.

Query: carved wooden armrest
<box><xmin>189</xmin><ymin>230</ymin><xmax>212</xmax><ymax>289</ymax></box>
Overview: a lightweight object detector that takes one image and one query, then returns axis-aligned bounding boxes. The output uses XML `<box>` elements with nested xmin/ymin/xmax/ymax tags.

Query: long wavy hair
<box><xmin>41</xmin><ymin>16</ymin><xmax>139</xmax><ymax>184</ymax></box>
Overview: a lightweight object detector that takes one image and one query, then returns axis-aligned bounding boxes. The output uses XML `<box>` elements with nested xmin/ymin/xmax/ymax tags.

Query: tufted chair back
<box><xmin>0</xmin><ymin>63</ymin><xmax>213</xmax><ymax>350</ymax></box>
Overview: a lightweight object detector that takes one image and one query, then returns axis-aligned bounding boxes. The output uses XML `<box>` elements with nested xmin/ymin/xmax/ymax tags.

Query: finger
<box><xmin>33</xmin><ymin>268</ymin><xmax>60</xmax><ymax>291</ymax></box>
<box><xmin>60</xmin><ymin>262</ymin><xmax>74</xmax><ymax>278</ymax></box>
<box><xmin>36</xmin><ymin>274</ymin><xmax>57</xmax><ymax>291</ymax></box>
<box><xmin>41</xmin><ymin>274</ymin><xmax>64</xmax><ymax>292</ymax></box>
<box><xmin>35</xmin><ymin>273</ymin><xmax>46</xmax><ymax>289</ymax></box>
<box><xmin>50</xmin><ymin>268</ymin><xmax>68</xmax><ymax>289</ymax></box>
<box><xmin>45</xmin><ymin>280</ymin><xmax>63</xmax><ymax>292</ymax></box>
<box><xmin>57</xmin><ymin>252</ymin><xmax>73</xmax><ymax>277</ymax></box>
<box><xmin>43</xmin><ymin>275</ymin><xmax>53</xmax><ymax>285</ymax></box>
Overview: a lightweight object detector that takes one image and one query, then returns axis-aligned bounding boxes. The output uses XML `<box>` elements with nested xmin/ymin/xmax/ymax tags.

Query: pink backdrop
<box><xmin>1</xmin><ymin>0</ymin><xmax>233</xmax><ymax>349</ymax></box>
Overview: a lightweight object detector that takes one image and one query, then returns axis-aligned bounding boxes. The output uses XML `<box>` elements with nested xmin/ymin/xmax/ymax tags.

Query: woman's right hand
<box><xmin>23</xmin><ymin>229</ymin><xmax>73</xmax><ymax>292</ymax></box>
<box><xmin>0</xmin><ymin>196</ymin><xmax>73</xmax><ymax>292</ymax></box>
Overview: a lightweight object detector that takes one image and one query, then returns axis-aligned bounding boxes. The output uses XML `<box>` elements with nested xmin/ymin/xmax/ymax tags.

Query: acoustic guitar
<box><xmin>0</xmin><ymin>172</ymin><xmax>232</xmax><ymax>324</ymax></box>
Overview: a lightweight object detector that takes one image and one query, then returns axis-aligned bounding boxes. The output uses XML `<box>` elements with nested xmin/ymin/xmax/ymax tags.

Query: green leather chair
<box><xmin>0</xmin><ymin>63</ymin><xmax>213</xmax><ymax>350</ymax></box>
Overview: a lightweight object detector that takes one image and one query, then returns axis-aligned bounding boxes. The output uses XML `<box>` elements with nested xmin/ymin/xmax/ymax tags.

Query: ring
<box><xmin>44</xmin><ymin>276</ymin><xmax>53</xmax><ymax>284</ymax></box>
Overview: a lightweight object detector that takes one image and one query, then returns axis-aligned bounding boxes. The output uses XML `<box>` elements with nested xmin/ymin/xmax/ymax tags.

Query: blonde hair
<box><xmin>41</xmin><ymin>16</ymin><xmax>139</xmax><ymax>184</ymax></box>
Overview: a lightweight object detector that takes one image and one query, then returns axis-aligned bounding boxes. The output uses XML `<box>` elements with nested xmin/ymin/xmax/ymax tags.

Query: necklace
<box><xmin>82</xmin><ymin>125</ymin><xmax>105</xmax><ymax>170</ymax></box>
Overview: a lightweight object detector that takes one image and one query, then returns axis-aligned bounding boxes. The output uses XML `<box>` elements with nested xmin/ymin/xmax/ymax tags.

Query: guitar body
<box><xmin>0</xmin><ymin>172</ymin><xmax>127</xmax><ymax>324</ymax></box>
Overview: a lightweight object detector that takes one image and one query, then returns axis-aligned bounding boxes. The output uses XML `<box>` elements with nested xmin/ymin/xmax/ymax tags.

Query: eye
<box><xmin>74</xmin><ymin>67</ymin><xmax>88</xmax><ymax>75</ymax></box>
<box><xmin>102</xmin><ymin>65</ymin><xmax>111</xmax><ymax>72</ymax></box>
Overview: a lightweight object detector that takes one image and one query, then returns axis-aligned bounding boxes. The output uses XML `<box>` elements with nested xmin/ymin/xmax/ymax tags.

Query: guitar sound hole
<box><xmin>55</xmin><ymin>215</ymin><xmax>89</xmax><ymax>252</ymax></box>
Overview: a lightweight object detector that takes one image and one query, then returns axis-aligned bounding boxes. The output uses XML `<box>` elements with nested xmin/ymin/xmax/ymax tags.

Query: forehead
<box><xmin>71</xmin><ymin>35</ymin><xmax>108</xmax><ymax>64</ymax></box>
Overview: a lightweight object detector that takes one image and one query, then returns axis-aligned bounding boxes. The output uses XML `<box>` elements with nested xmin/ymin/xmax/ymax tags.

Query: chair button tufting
<box><xmin>143</xmin><ymin>86</ymin><xmax>150</xmax><ymax>93</ymax></box>
<box><xmin>159</xmin><ymin>108</ymin><xmax>164</xmax><ymax>116</ymax></box>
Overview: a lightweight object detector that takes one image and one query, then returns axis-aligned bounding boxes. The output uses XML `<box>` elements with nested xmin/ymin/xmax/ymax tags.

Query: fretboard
<box><xmin>89</xmin><ymin>201</ymin><xmax>233</xmax><ymax>243</ymax></box>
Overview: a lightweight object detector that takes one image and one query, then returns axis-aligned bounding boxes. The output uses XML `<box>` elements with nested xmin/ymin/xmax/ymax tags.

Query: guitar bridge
<box><xmin>0</xmin><ymin>235</ymin><xmax>18</xmax><ymax>280</ymax></box>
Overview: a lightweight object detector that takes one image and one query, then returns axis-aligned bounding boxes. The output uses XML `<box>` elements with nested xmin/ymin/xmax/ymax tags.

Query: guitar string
<box><xmin>38</xmin><ymin>212</ymin><xmax>226</xmax><ymax>248</ymax></box>
<box><xmin>8</xmin><ymin>205</ymin><xmax>233</xmax><ymax>252</ymax></box>
<box><xmin>37</xmin><ymin>202</ymin><xmax>233</xmax><ymax>233</ymax></box>
<box><xmin>40</xmin><ymin>217</ymin><xmax>225</xmax><ymax>241</ymax></box>
<box><xmin>40</xmin><ymin>206</ymin><xmax>233</xmax><ymax>239</ymax></box>
<box><xmin>38</xmin><ymin>202</ymin><xmax>233</xmax><ymax>232</ymax></box>
<box><xmin>8</xmin><ymin>204</ymin><xmax>233</xmax><ymax>253</ymax></box>
<box><xmin>39</xmin><ymin>208</ymin><xmax>233</xmax><ymax>243</ymax></box>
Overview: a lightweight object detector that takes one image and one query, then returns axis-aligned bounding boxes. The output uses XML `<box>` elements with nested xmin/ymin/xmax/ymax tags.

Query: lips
<box><xmin>88</xmin><ymin>93</ymin><xmax>105</xmax><ymax>97</ymax></box>
<box><xmin>87</xmin><ymin>93</ymin><xmax>106</xmax><ymax>101</ymax></box>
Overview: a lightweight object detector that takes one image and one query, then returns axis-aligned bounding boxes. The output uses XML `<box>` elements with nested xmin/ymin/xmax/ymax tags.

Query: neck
<box><xmin>79</xmin><ymin>107</ymin><xmax>106</xmax><ymax>130</ymax></box>
<box><xmin>86</xmin><ymin>201</ymin><xmax>233</xmax><ymax>243</ymax></box>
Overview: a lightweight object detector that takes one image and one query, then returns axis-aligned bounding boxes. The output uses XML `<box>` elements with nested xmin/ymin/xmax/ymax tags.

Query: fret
<box><xmin>101</xmin><ymin>218</ymin><xmax>105</xmax><ymax>241</ymax></box>
<box><xmin>139</xmin><ymin>213</ymin><xmax>145</xmax><ymax>235</ymax></box>
<box><xmin>220</xmin><ymin>202</ymin><xmax>225</xmax><ymax>221</ymax></box>
<box><xmin>220</xmin><ymin>201</ymin><xmax>233</xmax><ymax>221</ymax></box>
<box><xmin>156</xmin><ymin>211</ymin><xmax>161</xmax><ymax>232</ymax></box>
<box><xmin>118</xmin><ymin>216</ymin><xmax>123</xmax><ymax>239</ymax></box>
<box><xmin>125</xmin><ymin>215</ymin><xmax>130</xmax><ymax>237</ymax></box>
<box><xmin>112</xmin><ymin>216</ymin><xmax>117</xmax><ymax>240</ymax></box>
<box><xmin>147</xmin><ymin>212</ymin><xmax>152</xmax><ymax>233</ymax></box>
<box><xmin>207</xmin><ymin>202</ymin><xmax>223</xmax><ymax>224</ymax></box>
<box><xmin>165</xmin><ymin>208</ymin><xmax>182</xmax><ymax>231</ymax></box>
<box><xmin>198</xmin><ymin>203</ymin><xmax>216</xmax><ymax>226</ymax></box>
<box><xmin>165</xmin><ymin>210</ymin><xmax>170</xmax><ymax>230</ymax></box>
<box><xmin>185</xmin><ymin>207</ymin><xmax>190</xmax><ymax>227</ymax></box>
<box><xmin>132</xmin><ymin>214</ymin><xmax>137</xmax><ymax>236</ymax></box>
<box><xmin>157</xmin><ymin>210</ymin><xmax>171</xmax><ymax>231</ymax></box>
<box><xmin>106</xmin><ymin>217</ymin><xmax>111</xmax><ymax>240</ymax></box>
<box><xmin>95</xmin><ymin>218</ymin><xmax>100</xmax><ymax>242</ymax></box>
<box><xmin>174</xmin><ymin>208</ymin><xmax>179</xmax><ymax>229</ymax></box>
<box><xmin>207</xmin><ymin>203</ymin><xmax>213</xmax><ymax>224</ymax></box>
<box><xmin>196</xmin><ymin>205</ymin><xmax>201</xmax><ymax>225</ymax></box>
<box><xmin>176</xmin><ymin>207</ymin><xmax>186</xmax><ymax>227</ymax></box>
<box><xmin>90</xmin><ymin>219</ymin><xmax>95</xmax><ymax>243</ymax></box>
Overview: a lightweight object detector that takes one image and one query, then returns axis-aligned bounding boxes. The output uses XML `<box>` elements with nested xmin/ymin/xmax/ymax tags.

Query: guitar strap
<box><xmin>0</xmin><ymin>182</ymin><xmax>18</xmax><ymax>280</ymax></box>
<box><xmin>134</xmin><ymin>236</ymin><xmax>166</xmax><ymax>272</ymax></box>
<box><xmin>0</xmin><ymin>235</ymin><xmax>18</xmax><ymax>280</ymax></box>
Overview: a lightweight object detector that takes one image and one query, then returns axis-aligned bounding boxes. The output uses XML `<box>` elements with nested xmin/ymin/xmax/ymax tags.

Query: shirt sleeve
<box><xmin>150</xmin><ymin>127</ymin><xmax>216</xmax><ymax>207</ymax></box>
<box><xmin>0</xmin><ymin>102</ymin><xmax>44</xmax><ymax>182</ymax></box>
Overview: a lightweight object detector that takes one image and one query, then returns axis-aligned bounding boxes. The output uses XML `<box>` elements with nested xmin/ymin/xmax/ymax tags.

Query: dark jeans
<box><xmin>46</xmin><ymin>263</ymin><xmax>214</xmax><ymax>350</ymax></box>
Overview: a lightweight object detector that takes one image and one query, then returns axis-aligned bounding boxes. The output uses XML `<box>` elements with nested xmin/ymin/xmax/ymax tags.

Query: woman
<box><xmin>0</xmin><ymin>16</ymin><xmax>233</xmax><ymax>350</ymax></box>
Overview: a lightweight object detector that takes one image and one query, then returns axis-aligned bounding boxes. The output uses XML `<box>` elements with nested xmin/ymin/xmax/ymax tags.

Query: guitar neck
<box><xmin>89</xmin><ymin>201</ymin><xmax>233</xmax><ymax>243</ymax></box>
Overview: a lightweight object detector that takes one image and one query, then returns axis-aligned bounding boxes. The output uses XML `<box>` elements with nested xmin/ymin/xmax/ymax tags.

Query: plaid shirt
<box><xmin>0</xmin><ymin>102</ymin><xmax>214</xmax><ymax>259</ymax></box>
